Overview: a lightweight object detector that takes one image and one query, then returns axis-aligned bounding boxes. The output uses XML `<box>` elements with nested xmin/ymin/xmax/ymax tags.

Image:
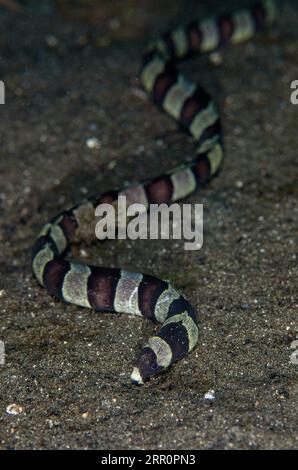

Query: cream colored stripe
<box><xmin>189</xmin><ymin>101</ymin><xmax>218</xmax><ymax>140</ymax></box>
<box><xmin>207</xmin><ymin>143</ymin><xmax>223</xmax><ymax>175</ymax></box>
<box><xmin>155</xmin><ymin>39</ymin><xmax>169</xmax><ymax>58</ymax></box>
<box><xmin>72</xmin><ymin>201</ymin><xmax>95</xmax><ymax>241</ymax></box>
<box><xmin>263</xmin><ymin>0</ymin><xmax>278</xmax><ymax>25</ymax></box>
<box><xmin>120</xmin><ymin>185</ymin><xmax>148</xmax><ymax>208</ymax></box>
<box><xmin>114</xmin><ymin>271</ymin><xmax>143</xmax><ymax>315</ymax></box>
<box><xmin>73</xmin><ymin>201</ymin><xmax>95</xmax><ymax>228</ymax></box>
<box><xmin>163</xmin><ymin>311</ymin><xmax>198</xmax><ymax>351</ymax></box>
<box><xmin>147</xmin><ymin>336</ymin><xmax>173</xmax><ymax>368</ymax></box>
<box><xmin>38</xmin><ymin>223</ymin><xmax>51</xmax><ymax>238</ymax></box>
<box><xmin>32</xmin><ymin>244</ymin><xmax>54</xmax><ymax>285</ymax></box>
<box><xmin>62</xmin><ymin>263</ymin><xmax>91</xmax><ymax>308</ymax></box>
<box><xmin>49</xmin><ymin>224</ymin><xmax>68</xmax><ymax>254</ymax></box>
<box><xmin>171</xmin><ymin>28</ymin><xmax>189</xmax><ymax>58</ymax></box>
<box><xmin>197</xmin><ymin>134</ymin><xmax>220</xmax><ymax>153</ymax></box>
<box><xmin>171</xmin><ymin>167</ymin><xmax>197</xmax><ymax>202</ymax></box>
<box><xmin>154</xmin><ymin>285</ymin><xmax>180</xmax><ymax>323</ymax></box>
<box><xmin>231</xmin><ymin>10</ymin><xmax>255</xmax><ymax>44</ymax></box>
<box><xmin>140</xmin><ymin>57</ymin><xmax>165</xmax><ymax>93</ymax></box>
<box><xmin>163</xmin><ymin>75</ymin><xmax>196</xmax><ymax>120</ymax></box>
<box><xmin>199</xmin><ymin>17</ymin><xmax>220</xmax><ymax>52</ymax></box>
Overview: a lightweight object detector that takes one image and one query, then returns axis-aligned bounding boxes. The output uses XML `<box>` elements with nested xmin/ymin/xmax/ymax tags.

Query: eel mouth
<box><xmin>130</xmin><ymin>367</ymin><xmax>144</xmax><ymax>385</ymax></box>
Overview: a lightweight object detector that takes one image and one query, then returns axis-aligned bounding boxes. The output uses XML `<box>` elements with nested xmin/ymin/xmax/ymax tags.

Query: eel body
<box><xmin>32</xmin><ymin>0</ymin><xmax>281</xmax><ymax>384</ymax></box>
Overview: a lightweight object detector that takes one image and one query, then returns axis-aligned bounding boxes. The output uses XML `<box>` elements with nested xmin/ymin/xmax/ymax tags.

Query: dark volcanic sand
<box><xmin>0</xmin><ymin>0</ymin><xmax>297</xmax><ymax>450</ymax></box>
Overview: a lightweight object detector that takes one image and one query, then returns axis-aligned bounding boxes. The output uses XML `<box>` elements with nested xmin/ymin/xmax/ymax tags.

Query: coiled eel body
<box><xmin>32</xmin><ymin>0</ymin><xmax>281</xmax><ymax>384</ymax></box>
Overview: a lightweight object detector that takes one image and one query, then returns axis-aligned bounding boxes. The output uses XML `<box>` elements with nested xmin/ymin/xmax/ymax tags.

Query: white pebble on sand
<box><xmin>86</xmin><ymin>137</ymin><xmax>101</xmax><ymax>150</ymax></box>
<box><xmin>6</xmin><ymin>404</ymin><xmax>23</xmax><ymax>415</ymax></box>
<box><xmin>204</xmin><ymin>390</ymin><xmax>216</xmax><ymax>402</ymax></box>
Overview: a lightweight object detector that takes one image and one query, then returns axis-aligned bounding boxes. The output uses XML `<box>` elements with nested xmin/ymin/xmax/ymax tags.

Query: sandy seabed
<box><xmin>0</xmin><ymin>0</ymin><xmax>297</xmax><ymax>449</ymax></box>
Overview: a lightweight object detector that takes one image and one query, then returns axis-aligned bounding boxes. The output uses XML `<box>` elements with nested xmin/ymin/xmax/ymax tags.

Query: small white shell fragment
<box><xmin>6</xmin><ymin>404</ymin><xmax>23</xmax><ymax>415</ymax></box>
<box><xmin>204</xmin><ymin>390</ymin><xmax>216</xmax><ymax>401</ymax></box>
<box><xmin>86</xmin><ymin>137</ymin><xmax>101</xmax><ymax>149</ymax></box>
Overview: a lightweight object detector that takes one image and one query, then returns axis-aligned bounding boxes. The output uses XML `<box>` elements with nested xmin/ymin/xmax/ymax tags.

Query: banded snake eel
<box><xmin>32</xmin><ymin>0</ymin><xmax>282</xmax><ymax>384</ymax></box>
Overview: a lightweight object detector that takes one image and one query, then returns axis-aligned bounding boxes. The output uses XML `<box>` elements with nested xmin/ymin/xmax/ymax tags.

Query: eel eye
<box><xmin>151</xmin><ymin>362</ymin><xmax>158</xmax><ymax>371</ymax></box>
